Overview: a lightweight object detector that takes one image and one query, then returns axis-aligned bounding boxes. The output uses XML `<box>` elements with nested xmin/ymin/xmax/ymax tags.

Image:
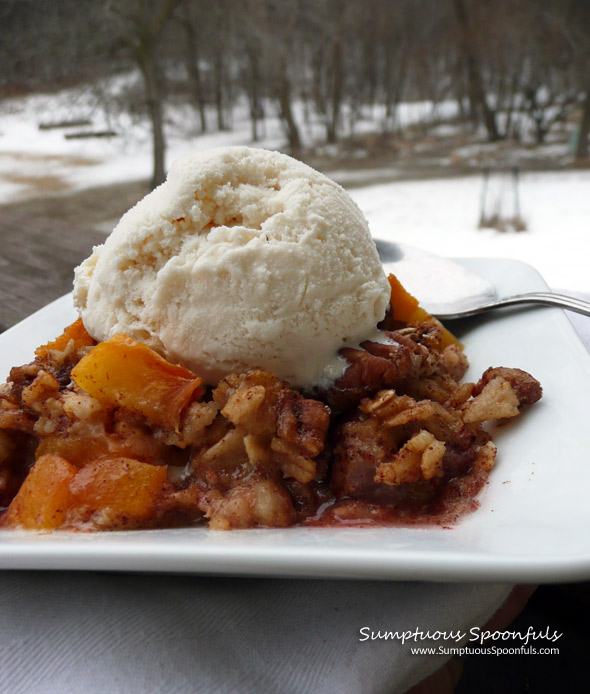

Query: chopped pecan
<box><xmin>473</xmin><ymin>367</ymin><xmax>542</xmax><ymax>406</ymax></box>
<box><xmin>362</xmin><ymin>331</ymin><xmax>427</xmax><ymax>370</ymax></box>
<box><xmin>276</xmin><ymin>390</ymin><xmax>330</xmax><ymax>457</ymax></box>
<box><xmin>325</xmin><ymin>331</ymin><xmax>426</xmax><ymax>410</ymax></box>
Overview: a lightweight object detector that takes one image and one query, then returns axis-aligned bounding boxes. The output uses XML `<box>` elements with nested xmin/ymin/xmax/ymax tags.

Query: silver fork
<box><xmin>432</xmin><ymin>292</ymin><xmax>590</xmax><ymax>320</ymax></box>
<box><xmin>375</xmin><ymin>238</ymin><xmax>590</xmax><ymax>320</ymax></box>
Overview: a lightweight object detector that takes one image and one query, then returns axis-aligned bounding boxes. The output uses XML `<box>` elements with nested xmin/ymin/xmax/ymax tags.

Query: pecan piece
<box><xmin>325</xmin><ymin>331</ymin><xmax>426</xmax><ymax>410</ymax></box>
<box><xmin>473</xmin><ymin>367</ymin><xmax>542</xmax><ymax>406</ymax></box>
<box><xmin>276</xmin><ymin>390</ymin><xmax>330</xmax><ymax>458</ymax></box>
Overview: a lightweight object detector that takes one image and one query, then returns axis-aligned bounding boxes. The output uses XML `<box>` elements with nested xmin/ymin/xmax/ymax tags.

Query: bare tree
<box><xmin>264</xmin><ymin>0</ymin><xmax>302</xmax><ymax>153</ymax></box>
<box><xmin>453</xmin><ymin>0</ymin><xmax>500</xmax><ymax>141</ymax></box>
<box><xmin>4</xmin><ymin>0</ymin><xmax>590</xmax><ymax>168</ymax></box>
<box><xmin>106</xmin><ymin>0</ymin><xmax>181</xmax><ymax>189</ymax></box>
<box><xmin>0</xmin><ymin>0</ymin><xmax>113</xmax><ymax>94</ymax></box>
<box><xmin>326</xmin><ymin>31</ymin><xmax>343</xmax><ymax>143</ymax></box>
<box><xmin>564</xmin><ymin>0</ymin><xmax>590</xmax><ymax>160</ymax></box>
<box><xmin>576</xmin><ymin>85</ymin><xmax>590</xmax><ymax>159</ymax></box>
<box><xmin>235</xmin><ymin>0</ymin><xmax>268</xmax><ymax>142</ymax></box>
<box><xmin>522</xmin><ymin>86</ymin><xmax>577</xmax><ymax>144</ymax></box>
<box><xmin>179</xmin><ymin>2</ymin><xmax>207</xmax><ymax>133</ymax></box>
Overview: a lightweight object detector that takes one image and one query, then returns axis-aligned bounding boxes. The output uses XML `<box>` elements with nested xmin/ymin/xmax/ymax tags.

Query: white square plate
<box><xmin>1</xmin><ymin>258</ymin><xmax>589</xmax><ymax>582</ymax></box>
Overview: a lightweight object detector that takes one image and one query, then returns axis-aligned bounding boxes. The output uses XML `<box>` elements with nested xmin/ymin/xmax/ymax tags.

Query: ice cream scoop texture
<box><xmin>74</xmin><ymin>146</ymin><xmax>390</xmax><ymax>388</ymax></box>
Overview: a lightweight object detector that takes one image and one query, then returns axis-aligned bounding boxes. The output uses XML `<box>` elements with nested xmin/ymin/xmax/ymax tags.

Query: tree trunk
<box><xmin>383</xmin><ymin>47</ymin><xmax>407</xmax><ymax>134</ymax></box>
<box><xmin>312</xmin><ymin>46</ymin><xmax>327</xmax><ymax>117</ymax></box>
<box><xmin>382</xmin><ymin>48</ymin><xmax>394</xmax><ymax>131</ymax></box>
<box><xmin>182</xmin><ymin>15</ymin><xmax>207</xmax><ymax>133</ymax></box>
<box><xmin>214</xmin><ymin>52</ymin><xmax>226</xmax><ymax>131</ymax></box>
<box><xmin>454</xmin><ymin>0</ymin><xmax>499</xmax><ymax>142</ymax></box>
<box><xmin>246</xmin><ymin>47</ymin><xmax>263</xmax><ymax>141</ymax></box>
<box><xmin>277</xmin><ymin>58</ymin><xmax>301</xmax><ymax>153</ymax></box>
<box><xmin>575</xmin><ymin>87</ymin><xmax>590</xmax><ymax>160</ymax></box>
<box><xmin>117</xmin><ymin>0</ymin><xmax>182</xmax><ymax>190</ymax></box>
<box><xmin>213</xmin><ymin>51</ymin><xmax>227</xmax><ymax>130</ymax></box>
<box><xmin>327</xmin><ymin>39</ymin><xmax>343</xmax><ymax>144</ymax></box>
<box><xmin>503</xmin><ymin>70</ymin><xmax>520</xmax><ymax>138</ymax></box>
<box><xmin>137</xmin><ymin>48</ymin><xmax>166</xmax><ymax>189</ymax></box>
<box><xmin>362</xmin><ymin>33</ymin><xmax>377</xmax><ymax>106</ymax></box>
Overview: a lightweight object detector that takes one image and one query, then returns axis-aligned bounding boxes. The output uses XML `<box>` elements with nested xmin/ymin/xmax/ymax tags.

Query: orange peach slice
<box><xmin>35</xmin><ymin>318</ymin><xmax>95</xmax><ymax>358</ymax></box>
<box><xmin>2</xmin><ymin>454</ymin><xmax>77</xmax><ymax>530</ymax></box>
<box><xmin>69</xmin><ymin>457</ymin><xmax>167</xmax><ymax>524</ymax></box>
<box><xmin>71</xmin><ymin>334</ymin><xmax>203</xmax><ymax>430</ymax></box>
<box><xmin>387</xmin><ymin>273</ymin><xmax>460</xmax><ymax>350</ymax></box>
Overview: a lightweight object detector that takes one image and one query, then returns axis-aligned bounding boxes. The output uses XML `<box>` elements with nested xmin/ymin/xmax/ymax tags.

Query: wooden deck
<box><xmin>0</xmin><ymin>210</ymin><xmax>106</xmax><ymax>331</ymax></box>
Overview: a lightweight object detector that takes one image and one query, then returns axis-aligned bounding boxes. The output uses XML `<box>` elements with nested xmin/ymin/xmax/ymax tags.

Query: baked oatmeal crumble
<box><xmin>0</xmin><ymin>303</ymin><xmax>542</xmax><ymax>531</ymax></box>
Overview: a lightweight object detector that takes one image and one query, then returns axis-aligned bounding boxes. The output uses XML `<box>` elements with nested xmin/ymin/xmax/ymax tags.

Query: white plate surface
<box><xmin>1</xmin><ymin>258</ymin><xmax>589</xmax><ymax>582</ymax></box>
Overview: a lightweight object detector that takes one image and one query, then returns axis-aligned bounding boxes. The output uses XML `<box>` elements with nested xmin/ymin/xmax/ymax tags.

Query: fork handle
<box><xmin>434</xmin><ymin>292</ymin><xmax>590</xmax><ymax>320</ymax></box>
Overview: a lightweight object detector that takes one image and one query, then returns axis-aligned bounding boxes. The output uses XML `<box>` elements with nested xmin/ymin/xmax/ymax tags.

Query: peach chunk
<box><xmin>35</xmin><ymin>318</ymin><xmax>95</xmax><ymax>358</ymax></box>
<box><xmin>71</xmin><ymin>334</ymin><xmax>204</xmax><ymax>430</ymax></box>
<box><xmin>387</xmin><ymin>273</ymin><xmax>460</xmax><ymax>350</ymax></box>
<box><xmin>69</xmin><ymin>457</ymin><xmax>167</xmax><ymax>525</ymax></box>
<box><xmin>36</xmin><ymin>434</ymin><xmax>113</xmax><ymax>468</ymax></box>
<box><xmin>36</xmin><ymin>430</ymin><xmax>172</xmax><ymax>469</ymax></box>
<box><xmin>2</xmin><ymin>454</ymin><xmax>77</xmax><ymax>530</ymax></box>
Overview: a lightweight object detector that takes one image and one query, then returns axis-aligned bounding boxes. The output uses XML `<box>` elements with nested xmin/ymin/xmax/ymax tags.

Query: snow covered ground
<box><xmin>0</xmin><ymin>86</ymin><xmax>284</xmax><ymax>202</ymax></box>
<box><xmin>351</xmin><ymin>171</ymin><xmax>590</xmax><ymax>293</ymax></box>
<box><xmin>0</xmin><ymin>75</ymin><xmax>461</xmax><ymax>203</ymax></box>
<box><xmin>0</xmin><ymin>79</ymin><xmax>588</xmax><ymax>292</ymax></box>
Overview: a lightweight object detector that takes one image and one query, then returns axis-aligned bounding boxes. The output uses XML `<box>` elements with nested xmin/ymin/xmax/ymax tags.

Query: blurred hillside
<box><xmin>1</xmin><ymin>0</ymin><xmax>589</xmax><ymax>190</ymax></box>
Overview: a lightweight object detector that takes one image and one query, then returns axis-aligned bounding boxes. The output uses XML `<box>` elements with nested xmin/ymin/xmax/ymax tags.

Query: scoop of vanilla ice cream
<box><xmin>74</xmin><ymin>146</ymin><xmax>390</xmax><ymax>388</ymax></box>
